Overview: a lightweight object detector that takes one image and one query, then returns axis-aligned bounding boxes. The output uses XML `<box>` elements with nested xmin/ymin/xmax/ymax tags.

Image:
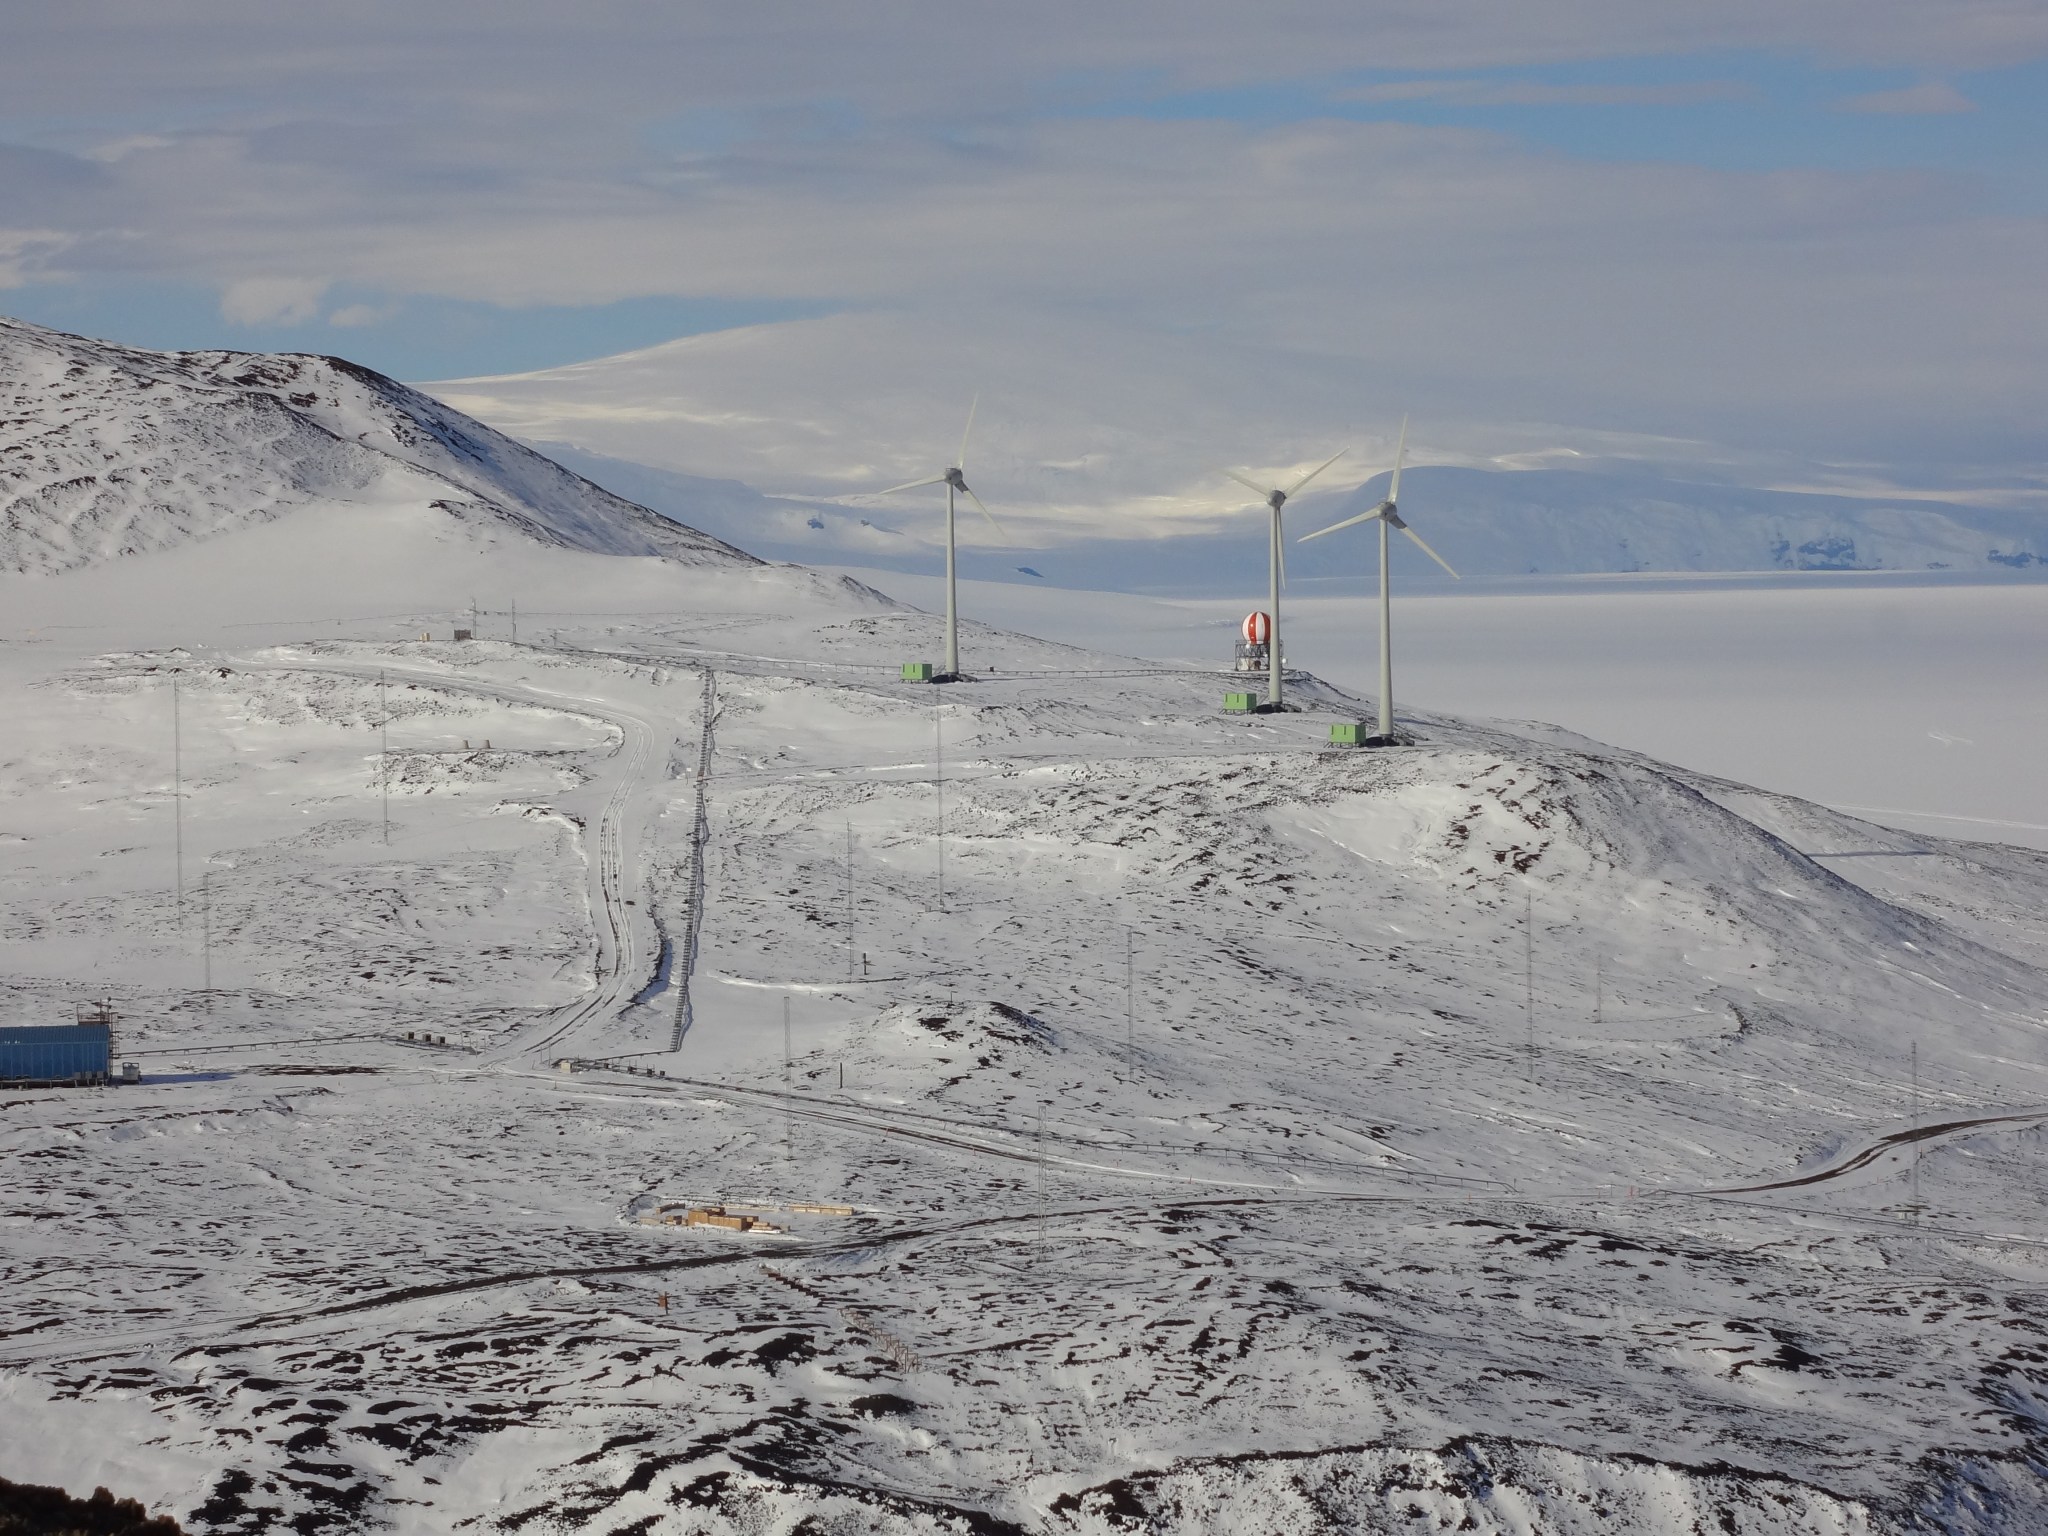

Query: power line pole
<box><xmin>1125</xmin><ymin>925</ymin><xmax>1135</xmax><ymax>1082</ymax></box>
<box><xmin>784</xmin><ymin>997</ymin><xmax>793</xmax><ymax>1161</ymax></box>
<box><xmin>1524</xmin><ymin>885</ymin><xmax>1534</xmax><ymax>1078</ymax></box>
<box><xmin>201</xmin><ymin>865</ymin><xmax>212</xmax><ymax>1019</ymax></box>
<box><xmin>172</xmin><ymin>672</ymin><xmax>184</xmax><ymax>928</ymax></box>
<box><xmin>379</xmin><ymin>668</ymin><xmax>390</xmax><ymax>845</ymax></box>
<box><xmin>470</xmin><ymin>595</ymin><xmax>478</xmax><ymax>638</ymax></box>
<box><xmin>846</xmin><ymin>818</ymin><xmax>855</xmax><ymax>983</ymax></box>
<box><xmin>934</xmin><ymin>704</ymin><xmax>944</xmax><ymax>911</ymax></box>
<box><xmin>1036</xmin><ymin>1101</ymin><xmax>1046</xmax><ymax>1266</ymax></box>
<box><xmin>510</xmin><ymin>598</ymin><xmax>517</xmax><ymax>644</ymax></box>
<box><xmin>1593</xmin><ymin>951</ymin><xmax>1602</xmax><ymax>1031</ymax></box>
<box><xmin>1910</xmin><ymin>1040</ymin><xmax>1921</xmax><ymax>1224</ymax></box>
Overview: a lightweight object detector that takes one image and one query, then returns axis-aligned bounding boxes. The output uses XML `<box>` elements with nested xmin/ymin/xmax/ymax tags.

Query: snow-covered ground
<box><xmin>827</xmin><ymin>567</ymin><xmax>2048</xmax><ymax>853</ymax></box>
<box><xmin>2</xmin><ymin>326</ymin><xmax>2045</xmax><ymax>1534</ymax></box>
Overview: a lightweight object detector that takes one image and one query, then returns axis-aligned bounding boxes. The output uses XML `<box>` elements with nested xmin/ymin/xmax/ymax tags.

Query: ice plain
<box><xmin>1</xmin><ymin>323</ymin><xmax>2045</xmax><ymax>1534</ymax></box>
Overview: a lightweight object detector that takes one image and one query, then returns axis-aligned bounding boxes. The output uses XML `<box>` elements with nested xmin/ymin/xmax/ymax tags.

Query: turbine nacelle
<box><xmin>873</xmin><ymin>398</ymin><xmax>1005</xmax><ymax>538</ymax></box>
<box><xmin>1297</xmin><ymin>419</ymin><xmax>1458</xmax><ymax>578</ymax></box>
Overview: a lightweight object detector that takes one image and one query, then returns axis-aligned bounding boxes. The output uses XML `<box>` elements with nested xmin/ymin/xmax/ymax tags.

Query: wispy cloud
<box><xmin>1835</xmin><ymin>81</ymin><xmax>1977</xmax><ymax>114</ymax></box>
<box><xmin>0</xmin><ymin>5</ymin><xmax>2041</xmax><ymax>486</ymax></box>
<box><xmin>1338</xmin><ymin>78</ymin><xmax>1751</xmax><ymax>107</ymax></box>
<box><xmin>219</xmin><ymin>276</ymin><xmax>327</xmax><ymax>326</ymax></box>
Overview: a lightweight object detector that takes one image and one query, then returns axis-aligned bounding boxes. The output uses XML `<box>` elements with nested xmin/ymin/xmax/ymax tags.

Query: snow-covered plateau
<box><xmin>1</xmin><ymin>321</ymin><xmax>2045</xmax><ymax>1535</ymax></box>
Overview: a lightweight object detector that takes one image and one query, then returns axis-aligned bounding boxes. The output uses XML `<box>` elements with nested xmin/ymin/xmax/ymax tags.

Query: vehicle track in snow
<box><xmin>1697</xmin><ymin>1107</ymin><xmax>2048</xmax><ymax>1195</ymax></box>
<box><xmin>196</xmin><ymin>653</ymin><xmax>664</xmax><ymax>1064</ymax></box>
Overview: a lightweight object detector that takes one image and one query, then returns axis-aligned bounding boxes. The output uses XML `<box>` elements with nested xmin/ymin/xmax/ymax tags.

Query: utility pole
<box><xmin>934</xmin><ymin>704</ymin><xmax>944</xmax><ymax>911</ymax></box>
<box><xmin>1593</xmin><ymin>952</ymin><xmax>1602</xmax><ymax>1031</ymax></box>
<box><xmin>379</xmin><ymin>669</ymin><xmax>390</xmax><ymax>845</ymax></box>
<box><xmin>470</xmin><ymin>596</ymin><xmax>478</xmax><ymax>638</ymax></box>
<box><xmin>1036</xmin><ymin>1101</ymin><xmax>1046</xmax><ymax>1266</ymax></box>
<box><xmin>1910</xmin><ymin>1041</ymin><xmax>1921</xmax><ymax>1223</ymax></box>
<box><xmin>1125</xmin><ymin>925</ymin><xmax>1135</xmax><ymax>1082</ymax></box>
<box><xmin>784</xmin><ymin>997</ymin><xmax>793</xmax><ymax>1160</ymax></box>
<box><xmin>510</xmin><ymin>598</ymin><xmax>517</xmax><ymax>644</ymax></box>
<box><xmin>172</xmin><ymin>672</ymin><xmax>184</xmax><ymax>928</ymax></box>
<box><xmin>1524</xmin><ymin>885</ymin><xmax>1534</xmax><ymax>1078</ymax></box>
<box><xmin>201</xmin><ymin>866</ymin><xmax>212</xmax><ymax>1017</ymax></box>
<box><xmin>846</xmin><ymin>819</ymin><xmax>855</xmax><ymax>983</ymax></box>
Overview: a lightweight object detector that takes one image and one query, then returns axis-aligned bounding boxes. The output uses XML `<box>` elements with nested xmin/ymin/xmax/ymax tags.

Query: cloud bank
<box><xmin>3</xmin><ymin>3</ymin><xmax>2046</xmax><ymax>499</ymax></box>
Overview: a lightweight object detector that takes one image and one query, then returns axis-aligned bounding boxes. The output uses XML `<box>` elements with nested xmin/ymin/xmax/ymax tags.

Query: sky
<box><xmin>4</xmin><ymin>2</ymin><xmax>2048</xmax><ymax>504</ymax></box>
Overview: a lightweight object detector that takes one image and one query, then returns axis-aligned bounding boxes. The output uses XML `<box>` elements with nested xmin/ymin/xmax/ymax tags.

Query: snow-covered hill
<box><xmin>0</xmin><ymin>317</ymin><xmax>759</xmax><ymax>575</ymax></box>
<box><xmin>0</xmin><ymin>599</ymin><xmax>2043</xmax><ymax>1534</ymax></box>
<box><xmin>0</xmin><ymin>319</ymin><xmax>2043</xmax><ymax>1535</ymax></box>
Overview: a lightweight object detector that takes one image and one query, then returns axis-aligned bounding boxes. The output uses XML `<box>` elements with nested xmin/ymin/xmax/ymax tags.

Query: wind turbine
<box><xmin>1299</xmin><ymin>417</ymin><xmax>1458</xmax><ymax>742</ymax></box>
<box><xmin>1219</xmin><ymin>445</ymin><xmax>1348</xmax><ymax>711</ymax></box>
<box><xmin>876</xmin><ymin>396</ymin><xmax>1005</xmax><ymax>680</ymax></box>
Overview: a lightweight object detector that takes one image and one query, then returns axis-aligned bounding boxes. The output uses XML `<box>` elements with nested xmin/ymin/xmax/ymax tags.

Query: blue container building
<box><xmin>0</xmin><ymin>1022</ymin><xmax>113</xmax><ymax>1085</ymax></box>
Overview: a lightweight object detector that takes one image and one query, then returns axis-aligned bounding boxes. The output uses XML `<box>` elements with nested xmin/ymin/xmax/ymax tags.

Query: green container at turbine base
<box><xmin>1223</xmin><ymin>692</ymin><xmax>1258</xmax><ymax>714</ymax></box>
<box><xmin>902</xmin><ymin>661</ymin><xmax>936</xmax><ymax>682</ymax></box>
<box><xmin>1329</xmin><ymin>721</ymin><xmax>1365</xmax><ymax>745</ymax></box>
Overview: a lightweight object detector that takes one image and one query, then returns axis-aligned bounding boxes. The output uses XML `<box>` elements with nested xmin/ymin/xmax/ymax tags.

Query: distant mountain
<box><xmin>540</xmin><ymin>443</ymin><xmax>2048</xmax><ymax>595</ymax></box>
<box><xmin>1308</xmin><ymin>464</ymin><xmax>2048</xmax><ymax>578</ymax></box>
<box><xmin>0</xmin><ymin>318</ymin><xmax>760</xmax><ymax>576</ymax></box>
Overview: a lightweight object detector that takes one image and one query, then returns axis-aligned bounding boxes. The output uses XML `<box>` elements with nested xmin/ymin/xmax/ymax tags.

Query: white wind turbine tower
<box><xmin>1219</xmin><ymin>445</ymin><xmax>1348</xmax><ymax>711</ymax></box>
<box><xmin>1299</xmin><ymin>417</ymin><xmax>1458</xmax><ymax>742</ymax></box>
<box><xmin>876</xmin><ymin>396</ymin><xmax>1005</xmax><ymax>680</ymax></box>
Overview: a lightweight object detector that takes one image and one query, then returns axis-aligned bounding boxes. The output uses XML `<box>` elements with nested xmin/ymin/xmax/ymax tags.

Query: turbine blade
<box><xmin>958</xmin><ymin>393</ymin><xmax>979</xmax><ymax>471</ymax></box>
<box><xmin>1400</xmin><ymin>523</ymin><xmax>1460</xmax><ymax>578</ymax></box>
<box><xmin>963</xmin><ymin>485</ymin><xmax>1007</xmax><ymax>539</ymax></box>
<box><xmin>1287</xmin><ymin>445</ymin><xmax>1348</xmax><ymax>496</ymax></box>
<box><xmin>1298</xmin><ymin>506</ymin><xmax>1382</xmax><ymax>542</ymax></box>
<box><xmin>1387</xmin><ymin>415</ymin><xmax>1408</xmax><ymax>508</ymax></box>
<box><xmin>876</xmin><ymin>473</ymin><xmax>948</xmax><ymax>496</ymax></box>
<box><xmin>1220</xmin><ymin>467</ymin><xmax>1274</xmax><ymax>498</ymax></box>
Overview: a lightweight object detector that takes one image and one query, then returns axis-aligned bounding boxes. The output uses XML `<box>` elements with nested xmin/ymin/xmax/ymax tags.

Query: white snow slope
<box><xmin>0</xmin><ymin>318</ymin><xmax>758</xmax><ymax>574</ymax></box>
<box><xmin>1</xmin><ymin>334</ymin><xmax>2045</xmax><ymax>1536</ymax></box>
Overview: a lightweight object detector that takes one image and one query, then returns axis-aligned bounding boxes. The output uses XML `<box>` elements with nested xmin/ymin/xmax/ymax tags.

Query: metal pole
<box><xmin>1269</xmin><ymin>505</ymin><xmax>1283</xmax><ymax>710</ymax></box>
<box><xmin>1377</xmin><ymin>516</ymin><xmax>1393</xmax><ymax>740</ymax></box>
<box><xmin>202</xmin><ymin>866</ymin><xmax>212</xmax><ymax>1016</ymax></box>
<box><xmin>935</xmin><ymin>705</ymin><xmax>944</xmax><ymax>911</ymax></box>
<box><xmin>1036</xmin><ymin>1101</ymin><xmax>1046</xmax><ymax>1265</ymax></box>
<box><xmin>784</xmin><ymin>997</ymin><xmax>792</xmax><ymax>1160</ymax></box>
<box><xmin>1125</xmin><ymin>925</ymin><xmax>1134</xmax><ymax>1082</ymax></box>
<box><xmin>846</xmin><ymin>818</ymin><xmax>855</xmax><ymax>983</ymax></box>
<box><xmin>1910</xmin><ymin>1041</ymin><xmax>1920</xmax><ymax>1221</ymax></box>
<box><xmin>510</xmin><ymin>598</ymin><xmax>517</xmax><ymax>644</ymax></box>
<box><xmin>1593</xmin><ymin>952</ymin><xmax>1602</xmax><ymax>1031</ymax></box>
<box><xmin>944</xmin><ymin>482</ymin><xmax>959</xmax><ymax>677</ymax></box>
<box><xmin>173</xmin><ymin>672</ymin><xmax>184</xmax><ymax>928</ymax></box>
<box><xmin>379</xmin><ymin>669</ymin><xmax>390</xmax><ymax>845</ymax></box>
<box><xmin>1524</xmin><ymin>886</ymin><xmax>1534</xmax><ymax>1077</ymax></box>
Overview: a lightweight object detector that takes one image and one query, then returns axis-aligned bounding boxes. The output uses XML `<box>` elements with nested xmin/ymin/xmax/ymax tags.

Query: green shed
<box><xmin>901</xmin><ymin>661</ymin><xmax>936</xmax><ymax>682</ymax></box>
<box><xmin>1223</xmin><ymin>692</ymin><xmax>1258</xmax><ymax>714</ymax></box>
